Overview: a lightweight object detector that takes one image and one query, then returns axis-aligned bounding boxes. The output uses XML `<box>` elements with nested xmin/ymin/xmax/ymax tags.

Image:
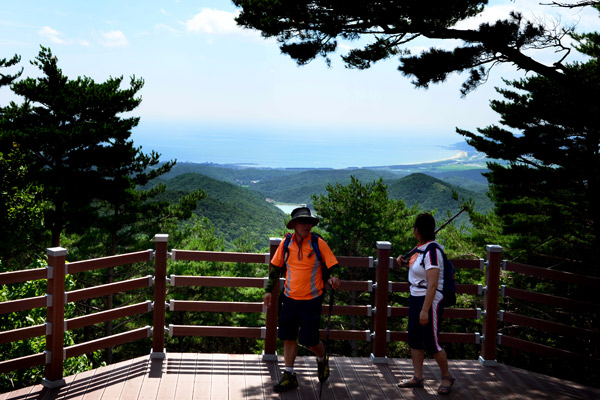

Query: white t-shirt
<box><xmin>408</xmin><ymin>241</ymin><xmax>444</xmax><ymax>297</ymax></box>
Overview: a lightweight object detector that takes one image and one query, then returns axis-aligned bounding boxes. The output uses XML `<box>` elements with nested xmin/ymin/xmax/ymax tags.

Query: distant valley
<box><xmin>152</xmin><ymin>144</ymin><xmax>494</xmax><ymax>248</ymax></box>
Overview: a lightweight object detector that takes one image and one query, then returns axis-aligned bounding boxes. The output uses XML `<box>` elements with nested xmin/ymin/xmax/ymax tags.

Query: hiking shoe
<box><xmin>317</xmin><ymin>355</ymin><xmax>330</xmax><ymax>382</ymax></box>
<box><xmin>274</xmin><ymin>371</ymin><xmax>298</xmax><ymax>393</ymax></box>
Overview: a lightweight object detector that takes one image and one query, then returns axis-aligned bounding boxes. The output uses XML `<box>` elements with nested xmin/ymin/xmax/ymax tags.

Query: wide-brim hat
<box><xmin>286</xmin><ymin>206</ymin><xmax>319</xmax><ymax>229</ymax></box>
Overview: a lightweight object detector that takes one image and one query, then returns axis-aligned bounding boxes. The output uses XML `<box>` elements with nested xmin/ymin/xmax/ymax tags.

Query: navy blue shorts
<box><xmin>278</xmin><ymin>293</ymin><xmax>324</xmax><ymax>347</ymax></box>
<box><xmin>407</xmin><ymin>294</ymin><xmax>444</xmax><ymax>355</ymax></box>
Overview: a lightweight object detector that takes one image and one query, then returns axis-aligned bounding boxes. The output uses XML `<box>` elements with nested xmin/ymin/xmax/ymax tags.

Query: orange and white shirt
<box><xmin>271</xmin><ymin>233</ymin><xmax>338</xmax><ymax>300</ymax></box>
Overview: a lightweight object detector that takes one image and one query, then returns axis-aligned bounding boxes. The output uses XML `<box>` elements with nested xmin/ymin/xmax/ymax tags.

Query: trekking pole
<box><xmin>434</xmin><ymin>207</ymin><xmax>467</xmax><ymax>235</ymax></box>
<box><xmin>401</xmin><ymin>207</ymin><xmax>467</xmax><ymax>261</ymax></box>
<box><xmin>319</xmin><ymin>288</ymin><xmax>335</xmax><ymax>400</ymax></box>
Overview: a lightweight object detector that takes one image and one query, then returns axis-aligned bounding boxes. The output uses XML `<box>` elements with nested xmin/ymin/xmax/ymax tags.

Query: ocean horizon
<box><xmin>132</xmin><ymin>121</ymin><xmax>466</xmax><ymax>169</ymax></box>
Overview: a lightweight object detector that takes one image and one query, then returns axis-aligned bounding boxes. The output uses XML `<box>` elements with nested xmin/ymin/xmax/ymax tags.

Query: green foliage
<box><xmin>157</xmin><ymin>172</ymin><xmax>285</xmax><ymax>249</ymax></box>
<box><xmin>1</xmin><ymin>46</ymin><xmax>145</xmax><ymax>247</ymax></box>
<box><xmin>0</xmin><ymin>259</ymin><xmax>100</xmax><ymax>392</ymax></box>
<box><xmin>457</xmin><ymin>57</ymin><xmax>600</xmax><ymax>272</ymax></box>
<box><xmin>313</xmin><ymin>176</ymin><xmax>418</xmax><ymax>257</ymax></box>
<box><xmin>234</xmin><ymin>0</ymin><xmax>568</xmax><ymax>94</ymax></box>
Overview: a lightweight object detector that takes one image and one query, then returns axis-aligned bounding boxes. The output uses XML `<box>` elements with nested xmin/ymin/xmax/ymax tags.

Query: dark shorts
<box><xmin>407</xmin><ymin>295</ymin><xmax>444</xmax><ymax>355</ymax></box>
<box><xmin>278</xmin><ymin>293</ymin><xmax>324</xmax><ymax>347</ymax></box>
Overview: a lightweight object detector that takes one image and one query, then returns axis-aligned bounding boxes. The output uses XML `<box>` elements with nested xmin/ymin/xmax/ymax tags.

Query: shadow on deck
<box><xmin>2</xmin><ymin>353</ymin><xmax>599</xmax><ymax>400</ymax></box>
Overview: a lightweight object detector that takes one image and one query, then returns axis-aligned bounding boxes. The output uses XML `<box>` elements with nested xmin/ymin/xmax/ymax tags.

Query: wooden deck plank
<box><xmin>336</xmin><ymin>356</ymin><xmax>372</xmax><ymax>399</ymax></box>
<box><xmin>79</xmin><ymin>362</ymin><xmax>118</xmax><ymax>400</ymax></box>
<box><xmin>138</xmin><ymin>357</ymin><xmax>163</xmax><ymax>400</ymax></box>
<box><xmin>295</xmin><ymin>354</ymin><xmax>318</xmax><ymax>399</ymax></box>
<box><xmin>2</xmin><ymin>355</ymin><xmax>600</xmax><ymax>400</ymax></box>
<box><xmin>391</xmin><ymin>358</ymin><xmax>429</xmax><ymax>400</ymax></box>
<box><xmin>93</xmin><ymin>357</ymin><xmax>134</xmax><ymax>400</ymax></box>
<box><xmin>173</xmin><ymin>352</ymin><xmax>197</xmax><ymax>400</ymax></box>
<box><xmin>60</xmin><ymin>367</ymin><xmax>97</xmax><ymax>400</ymax></box>
<box><xmin>210</xmin><ymin>353</ymin><xmax>229</xmax><ymax>399</ymax></box>
<box><xmin>350</xmin><ymin>357</ymin><xmax>388</xmax><ymax>399</ymax></box>
<box><xmin>118</xmin><ymin>356</ymin><xmax>150</xmax><ymax>400</ymax></box>
<box><xmin>369</xmin><ymin>359</ymin><xmax>407</xmax><ymax>399</ymax></box>
<box><xmin>156</xmin><ymin>353</ymin><xmax>182</xmax><ymax>400</ymax></box>
<box><xmin>227</xmin><ymin>354</ymin><xmax>246</xmax><ymax>399</ymax></box>
<box><xmin>241</xmin><ymin>354</ymin><xmax>264</xmax><ymax>400</ymax></box>
<box><xmin>192</xmin><ymin>353</ymin><xmax>212</xmax><ymax>400</ymax></box>
<box><xmin>258</xmin><ymin>357</ymin><xmax>280</xmax><ymax>400</ymax></box>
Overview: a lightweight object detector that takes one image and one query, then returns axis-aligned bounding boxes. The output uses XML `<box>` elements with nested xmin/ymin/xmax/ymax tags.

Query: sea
<box><xmin>132</xmin><ymin>121</ymin><xmax>465</xmax><ymax>170</ymax></box>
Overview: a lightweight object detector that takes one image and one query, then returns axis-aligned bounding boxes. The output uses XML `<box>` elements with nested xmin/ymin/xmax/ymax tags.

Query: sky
<box><xmin>0</xmin><ymin>1</ymin><xmax>596</xmax><ymax>168</ymax></box>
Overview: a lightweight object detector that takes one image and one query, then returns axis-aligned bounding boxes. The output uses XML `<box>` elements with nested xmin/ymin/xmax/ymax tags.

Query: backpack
<box><xmin>409</xmin><ymin>242</ymin><xmax>456</xmax><ymax>307</ymax></box>
<box><xmin>282</xmin><ymin>232</ymin><xmax>330</xmax><ymax>284</ymax></box>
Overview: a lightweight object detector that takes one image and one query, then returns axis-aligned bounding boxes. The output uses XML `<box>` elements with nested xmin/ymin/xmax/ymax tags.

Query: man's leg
<box><xmin>274</xmin><ymin>340</ymin><xmax>300</xmax><ymax>393</ymax></box>
<box><xmin>308</xmin><ymin>341</ymin><xmax>325</xmax><ymax>358</ymax></box>
<box><xmin>283</xmin><ymin>339</ymin><xmax>298</xmax><ymax>368</ymax></box>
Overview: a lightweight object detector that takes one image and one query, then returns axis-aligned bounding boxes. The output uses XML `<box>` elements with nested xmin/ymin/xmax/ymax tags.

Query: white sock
<box><xmin>317</xmin><ymin>356</ymin><xmax>325</xmax><ymax>362</ymax></box>
<box><xmin>283</xmin><ymin>366</ymin><xmax>294</xmax><ymax>374</ymax></box>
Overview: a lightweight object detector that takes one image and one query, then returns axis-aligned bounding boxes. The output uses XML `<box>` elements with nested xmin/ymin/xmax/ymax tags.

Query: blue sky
<box><xmin>1</xmin><ymin>1</ymin><xmax>596</xmax><ymax>168</ymax></box>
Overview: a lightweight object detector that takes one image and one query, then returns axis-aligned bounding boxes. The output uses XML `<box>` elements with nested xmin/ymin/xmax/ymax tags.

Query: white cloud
<box><xmin>184</xmin><ymin>8</ymin><xmax>243</xmax><ymax>35</ymax></box>
<box><xmin>99</xmin><ymin>30</ymin><xmax>129</xmax><ymax>47</ymax></box>
<box><xmin>160</xmin><ymin>8</ymin><xmax>168</xmax><ymax>16</ymax></box>
<box><xmin>39</xmin><ymin>26</ymin><xmax>65</xmax><ymax>44</ymax></box>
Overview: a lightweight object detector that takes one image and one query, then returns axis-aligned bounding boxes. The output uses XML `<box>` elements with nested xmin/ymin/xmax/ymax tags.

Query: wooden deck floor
<box><xmin>2</xmin><ymin>353</ymin><xmax>599</xmax><ymax>400</ymax></box>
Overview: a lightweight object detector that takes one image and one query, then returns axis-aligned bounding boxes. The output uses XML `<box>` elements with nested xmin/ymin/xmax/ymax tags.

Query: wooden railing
<box><xmin>1</xmin><ymin>236</ymin><xmax>599</xmax><ymax>389</ymax></box>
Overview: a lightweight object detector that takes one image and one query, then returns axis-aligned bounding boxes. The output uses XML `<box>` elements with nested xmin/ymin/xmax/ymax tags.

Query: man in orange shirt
<box><xmin>264</xmin><ymin>206</ymin><xmax>341</xmax><ymax>393</ymax></box>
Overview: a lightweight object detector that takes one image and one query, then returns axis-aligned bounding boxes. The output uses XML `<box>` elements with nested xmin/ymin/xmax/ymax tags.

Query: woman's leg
<box><xmin>411</xmin><ymin>348</ymin><xmax>425</xmax><ymax>379</ymax></box>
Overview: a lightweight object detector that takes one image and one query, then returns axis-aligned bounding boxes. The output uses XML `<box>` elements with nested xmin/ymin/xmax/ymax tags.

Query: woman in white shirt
<box><xmin>396</xmin><ymin>213</ymin><xmax>455</xmax><ymax>395</ymax></box>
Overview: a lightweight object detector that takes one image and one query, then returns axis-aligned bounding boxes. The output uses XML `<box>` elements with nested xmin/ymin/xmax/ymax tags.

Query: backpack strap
<box><xmin>409</xmin><ymin>242</ymin><xmax>444</xmax><ymax>293</ymax></box>
<box><xmin>283</xmin><ymin>232</ymin><xmax>328</xmax><ymax>283</ymax></box>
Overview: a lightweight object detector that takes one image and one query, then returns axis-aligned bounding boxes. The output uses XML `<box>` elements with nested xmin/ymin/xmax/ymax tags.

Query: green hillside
<box><xmin>249</xmin><ymin>168</ymin><xmax>400</xmax><ymax>205</ymax></box>
<box><xmin>161</xmin><ymin>173</ymin><xmax>286</xmax><ymax>247</ymax></box>
<box><xmin>387</xmin><ymin>173</ymin><xmax>493</xmax><ymax>220</ymax></box>
<box><xmin>154</xmin><ymin>166</ymin><xmax>493</xmax><ymax>247</ymax></box>
<box><xmin>158</xmin><ymin>162</ymin><xmax>300</xmax><ymax>185</ymax></box>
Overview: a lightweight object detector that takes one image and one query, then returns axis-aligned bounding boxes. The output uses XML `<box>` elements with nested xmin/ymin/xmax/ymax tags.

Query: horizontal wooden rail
<box><xmin>171</xmin><ymin>275</ymin><xmax>265</xmax><ymax>288</ymax></box>
<box><xmin>391</xmin><ymin>258</ymin><xmax>483</xmax><ymax>270</ymax></box>
<box><xmin>337</xmin><ymin>280</ymin><xmax>371</xmax><ymax>291</ymax></box>
<box><xmin>67</xmin><ymin>250</ymin><xmax>153</xmax><ymax>274</ymax></box>
<box><xmin>0</xmin><ymin>295</ymin><xmax>46</xmax><ymax>315</ymax></box>
<box><xmin>64</xmin><ymin>326</ymin><xmax>151</xmax><ymax>359</ymax></box>
<box><xmin>0</xmin><ymin>324</ymin><xmax>46</xmax><ymax>344</ymax></box>
<box><xmin>320</xmin><ymin>329</ymin><xmax>371</xmax><ymax>341</ymax></box>
<box><xmin>172</xmin><ymin>250</ymin><xmax>268</xmax><ymax>264</ymax></box>
<box><xmin>0</xmin><ymin>352</ymin><xmax>45</xmax><ymax>374</ymax></box>
<box><xmin>451</xmin><ymin>259</ymin><xmax>484</xmax><ymax>270</ymax></box>
<box><xmin>389</xmin><ymin>307</ymin><xmax>480</xmax><ymax>319</ymax></box>
<box><xmin>499</xmin><ymin>335</ymin><xmax>600</xmax><ymax>365</ymax></box>
<box><xmin>389</xmin><ymin>331</ymin><xmax>481</xmax><ymax>344</ymax></box>
<box><xmin>0</xmin><ymin>268</ymin><xmax>47</xmax><ymax>285</ymax></box>
<box><xmin>337</xmin><ymin>256</ymin><xmax>373</xmax><ymax>268</ymax></box>
<box><xmin>505</xmin><ymin>261</ymin><xmax>600</xmax><ymax>288</ymax></box>
<box><xmin>390</xmin><ymin>282</ymin><xmax>481</xmax><ymax>295</ymax></box>
<box><xmin>501</xmin><ymin>311</ymin><xmax>600</xmax><ymax>341</ymax></box>
<box><xmin>503</xmin><ymin>286</ymin><xmax>599</xmax><ymax>313</ymax></box>
<box><xmin>66</xmin><ymin>301</ymin><xmax>153</xmax><ymax>331</ymax></box>
<box><xmin>170</xmin><ymin>300</ymin><xmax>264</xmax><ymax>313</ymax></box>
<box><xmin>170</xmin><ymin>325</ymin><xmax>263</xmax><ymax>338</ymax></box>
<box><xmin>66</xmin><ymin>276</ymin><xmax>152</xmax><ymax>303</ymax></box>
<box><xmin>322</xmin><ymin>305</ymin><xmax>371</xmax><ymax>316</ymax></box>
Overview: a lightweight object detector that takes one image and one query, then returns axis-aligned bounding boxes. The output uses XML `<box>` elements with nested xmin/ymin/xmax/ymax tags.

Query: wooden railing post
<box><xmin>43</xmin><ymin>247</ymin><xmax>67</xmax><ymax>388</ymax></box>
<box><xmin>480</xmin><ymin>244</ymin><xmax>502</xmax><ymax>366</ymax></box>
<box><xmin>152</xmin><ymin>234</ymin><xmax>168</xmax><ymax>359</ymax></box>
<box><xmin>371</xmin><ymin>241</ymin><xmax>391</xmax><ymax>363</ymax></box>
<box><xmin>262</xmin><ymin>237</ymin><xmax>281</xmax><ymax>361</ymax></box>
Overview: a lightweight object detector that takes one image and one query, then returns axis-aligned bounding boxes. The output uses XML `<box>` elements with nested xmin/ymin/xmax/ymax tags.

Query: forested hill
<box><xmin>155</xmin><ymin>167</ymin><xmax>493</xmax><ymax>248</ymax></box>
<box><xmin>249</xmin><ymin>168</ymin><xmax>401</xmax><ymax>205</ymax></box>
<box><xmin>387</xmin><ymin>173</ymin><xmax>493</xmax><ymax>216</ymax></box>
<box><xmin>157</xmin><ymin>172</ymin><xmax>286</xmax><ymax>246</ymax></box>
